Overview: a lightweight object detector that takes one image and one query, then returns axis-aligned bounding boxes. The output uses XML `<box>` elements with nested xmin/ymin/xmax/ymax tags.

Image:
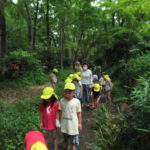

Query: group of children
<box><xmin>24</xmin><ymin>67</ymin><xmax>113</xmax><ymax>150</ymax></box>
<box><xmin>25</xmin><ymin>69</ymin><xmax>82</xmax><ymax>150</ymax></box>
<box><xmin>64</xmin><ymin>71</ymin><xmax>113</xmax><ymax>109</ymax></box>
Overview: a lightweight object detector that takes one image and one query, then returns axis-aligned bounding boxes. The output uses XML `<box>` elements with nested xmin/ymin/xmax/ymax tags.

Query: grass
<box><xmin>0</xmin><ymin>69</ymin><xmax>73</xmax><ymax>150</ymax></box>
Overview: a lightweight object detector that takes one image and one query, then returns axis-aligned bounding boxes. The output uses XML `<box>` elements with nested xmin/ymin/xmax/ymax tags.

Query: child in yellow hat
<box><xmin>104</xmin><ymin>74</ymin><xmax>113</xmax><ymax>105</ymax></box>
<box><xmin>49</xmin><ymin>68</ymin><xmax>58</xmax><ymax>88</ymax></box>
<box><xmin>39</xmin><ymin>87</ymin><xmax>60</xmax><ymax>150</ymax></box>
<box><xmin>59</xmin><ymin>83</ymin><xmax>82</xmax><ymax>150</ymax></box>
<box><xmin>91</xmin><ymin>83</ymin><xmax>102</xmax><ymax>109</ymax></box>
<box><xmin>72</xmin><ymin>74</ymin><xmax>82</xmax><ymax>101</ymax></box>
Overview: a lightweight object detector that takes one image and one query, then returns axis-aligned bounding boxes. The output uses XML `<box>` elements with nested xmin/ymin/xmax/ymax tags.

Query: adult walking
<box><xmin>74</xmin><ymin>61</ymin><xmax>83</xmax><ymax>72</ymax></box>
<box><xmin>81</xmin><ymin>63</ymin><xmax>92</xmax><ymax>106</ymax></box>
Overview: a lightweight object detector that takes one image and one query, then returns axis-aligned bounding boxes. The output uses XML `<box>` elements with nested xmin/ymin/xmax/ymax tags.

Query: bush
<box><xmin>88</xmin><ymin>105</ymin><xmax>127</xmax><ymax>150</ymax></box>
<box><xmin>3</xmin><ymin>49</ymin><xmax>41</xmax><ymax>79</ymax></box>
<box><xmin>37</xmin><ymin>49</ymin><xmax>59</xmax><ymax>69</ymax></box>
<box><xmin>0</xmin><ymin>98</ymin><xmax>40</xmax><ymax>150</ymax></box>
<box><xmin>126</xmin><ymin>52</ymin><xmax>150</xmax><ymax>82</ymax></box>
<box><xmin>0</xmin><ymin>49</ymin><xmax>48</xmax><ymax>88</ymax></box>
<box><xmin>110</xmin><ymin>77</ymin><xmax>150</xmax><ymax>150</ymax></box>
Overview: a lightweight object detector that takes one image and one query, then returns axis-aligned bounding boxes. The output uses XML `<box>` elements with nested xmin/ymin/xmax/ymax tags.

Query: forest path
<box><xmin>0</xmin><ymin>82</ymin><xmax>50</xmax><ymax>103</ymax></box>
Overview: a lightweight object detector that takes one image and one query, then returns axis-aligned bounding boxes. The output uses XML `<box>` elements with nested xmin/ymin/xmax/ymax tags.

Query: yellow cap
<box><xmin>52</xmin><ymin>68</ymin><xmax>58</xmax><ymax>73</ymax></box>
<box><xmin>94</xmin><ymin>83</ymin><xmax>101</xmax><ymax>92</ymax></box>
<box><xmin>40</xmin><ymin>87</ymin><xmax>58</xmax><ymax>99</ymax></box>
<box><xmin>65</xmin><ymin>78</ymin><xmax>72</xmax><ymax>84</ymax></box>
<box><xmin>69</xmin><ymin>74</ymin><xmax>74</xmax><ymax>79</ymax></box>
<box><xmin>64</xmin><ymin>83</ymin><xmax>75</xmax><ymax>90</ymax></box>
<box><xmin>77</xmin><ymin>72</ymin><xmax>81</xmax><ymax>76</ymax></box>
<box><xmin>73</xmin><ymin>74</ymin><xmax>81</xmax><ymax>81</ymax></box>
<box><xmin>104</xmin><ymin>75</ymin><xmax>111</xmax><ymax>81</ymax></box>
<box><xmin>31</xmin><ymin>141</ymin><xmax>48</xmax><ymax>150</ymax></box>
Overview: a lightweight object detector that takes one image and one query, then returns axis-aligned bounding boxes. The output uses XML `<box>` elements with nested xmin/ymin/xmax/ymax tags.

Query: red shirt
<box><xmin>24</xmin><ymin>131</ymin><xmax>47</xmax><ymax>150</ymax></box>
<box><xmin>39</xmin><ymin>101</ymin><xmax>59</xmax><ymax>130</ymax></box>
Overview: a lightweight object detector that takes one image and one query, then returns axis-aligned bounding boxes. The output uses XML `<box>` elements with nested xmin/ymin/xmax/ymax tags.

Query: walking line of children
<box><xmin>25</xmin><ymin>64</ymin><xmax>113</xmax><ymax>150</ymax></box>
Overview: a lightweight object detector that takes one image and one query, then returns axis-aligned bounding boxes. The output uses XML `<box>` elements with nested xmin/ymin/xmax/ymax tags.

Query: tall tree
<box><xmin>0</xmin><ymin>0</ymin><xmax>7</xmax><ymax>58</ymax></box>
<box><xmin>32</xmin><ymin>0</ymin><xmax>39</xmax><ymax>51</ymax></box>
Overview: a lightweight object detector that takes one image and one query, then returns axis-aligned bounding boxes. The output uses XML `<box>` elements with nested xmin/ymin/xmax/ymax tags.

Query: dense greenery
<box><xmin>0</xmin><ymin>0</ymin><xmax>150</xmax><ymax>150</ymax></box>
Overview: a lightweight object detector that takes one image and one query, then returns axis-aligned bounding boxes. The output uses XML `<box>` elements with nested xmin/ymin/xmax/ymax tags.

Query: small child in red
<box><xmin>39</xmin><ymin>87</ymin><xmax>60</xmax><ymax>150</ymax></box>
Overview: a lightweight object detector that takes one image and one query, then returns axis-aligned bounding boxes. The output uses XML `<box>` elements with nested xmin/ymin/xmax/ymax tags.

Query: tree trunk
<box><xmin>112</xmin><ymin>13</ymin><xmax>115</xmax><ymax>27</ymax></box>
<box><xmin>59</xmin><ymin>16</ymin><xmax>65</xmax><ymax>69</ymax></box>
<box><xmin>0</xmin><ymin>10</ymin><xmax>6</xmax><ymax>58</ymax></box>
<box><xmin>24</xmin><ymin>0</ymin><xmax>33</xmax><ymax>51</ymax></box>
<box><xmin>46</xmin><ymin>0</ymin><xmax>51</xmax><ymax>51</ymax></box>
<box><xmin>32</xmin><ymin>0</ymin><xmax>39</xmax><ymax>51</ymax></box>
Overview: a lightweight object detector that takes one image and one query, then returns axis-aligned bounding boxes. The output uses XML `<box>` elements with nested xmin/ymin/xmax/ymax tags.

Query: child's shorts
<box><xmin>63</xmin><ymin>133</ymin><xmax>79</xmax><ymax>146</ymax></box>
<box><xmin>93</xmin><ymin>91</ymin><xmax>101</xmax><ymax>99</ymax></box>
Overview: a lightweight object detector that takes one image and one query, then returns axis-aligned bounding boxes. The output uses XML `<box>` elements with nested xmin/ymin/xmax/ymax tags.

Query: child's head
<box><xmin>104</xmin><ymin>75</ymin><xmax>111</xmax><ymax>81</ymax></box>
<box><xmin>64</xmin><ymin>83</ymin><xmax>76</xmax><ymax>100</ymax></box>
<box><xmin>73</xmin><ymin>74</ymin><xmax>81</xmax><ymax>82</ymax></box>
<box><xmin>76</xmin><ymin>72</ymin><xmax>81</xmax><ymax>77</ymax></box>
<box><xmin>94</xmin><ymin>83</ymin><xmax>101</xmax><ymax>92</ymax></box>
<box><xmin>65</xmin><ymin>78</ymin><xmax>72</xmax><ymax>84</ymax></box>
<box><xmin>40</xmin><ymin>87</ymin><xmax>58</xmax><ymax>106</ymax></box>
<box><xmin>68</xmin><ymin>74</ymin><xmax>74</xmax><ymax>80</ymax></box>
<box><xmin>52</xmin><ymin>68</ymin><xmax>58</xmax><ymax>74</ymax></box>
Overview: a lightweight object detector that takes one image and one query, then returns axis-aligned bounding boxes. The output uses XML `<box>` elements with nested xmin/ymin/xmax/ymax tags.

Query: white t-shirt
<box><xmin>81</xmin><ymin>69</ymin><xmax>92</xmax><ymax>85</ymax></box>
<box><xmin>59</xmin><ymin>98</ymin><xmax>81</xmax><ymax>135</ymax></box>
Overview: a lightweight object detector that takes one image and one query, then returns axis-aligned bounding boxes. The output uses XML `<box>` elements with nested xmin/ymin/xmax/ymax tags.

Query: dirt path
<box><xmin>0</xmin><ymin>82</ymin><xmax>50</xmax><ymax>103</ymax></box>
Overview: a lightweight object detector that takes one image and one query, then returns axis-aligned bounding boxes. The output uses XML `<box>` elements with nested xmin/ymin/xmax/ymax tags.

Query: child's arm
<box><xmin>56</xmin><ymin>111</ymin><xmax>61</xmax><ymax>128</ymax></box>
<box><xmin>77</xmin><ymin>112</ymin><xmax>82</xmax><ymax>131</ymax></box>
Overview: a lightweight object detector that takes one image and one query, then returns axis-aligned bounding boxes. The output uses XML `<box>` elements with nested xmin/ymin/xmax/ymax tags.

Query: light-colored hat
<box><xmin>94</xmin><ymin>83</ymin><xmax>101</xmax><ymax>92</ymax></box>
<box><xmin>64</xmin><ymin>83</ymin><xmax>75</xmax><ymax>90</ymax></box>
<box><xmin>40</xmin><ymin>87</ymin><xmax>58</xmax><ymax>99</ymax></box>
<box><xmin>52</xmin><ymin>68</ymin><xmax>58</xmax><ymax>73</ymax></box>
<box><xmin>65</xmin><ymin>78</ymin><xmax>72</xmax><ymax>84</ymax></box>
<box><xmin>73</xmin><ymin>74</ymin><xmax>81</xmax><ymax>81</ymax></box>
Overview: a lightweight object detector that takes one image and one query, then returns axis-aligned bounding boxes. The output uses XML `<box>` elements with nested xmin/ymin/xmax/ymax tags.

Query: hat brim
<box><xmin>64</xmin><ymin>87</ymin><xmax>75</xmax><ymax>90</ymax></box>
<box><xmin>40</xmin><ymin>94</ymin><xmax>53</xmax><ymax>99</ymax></box>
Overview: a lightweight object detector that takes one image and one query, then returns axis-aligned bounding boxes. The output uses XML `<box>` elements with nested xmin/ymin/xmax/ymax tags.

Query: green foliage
<box><xmin>0</xmin><ymin>98</ymin><xmax>40</xmax><ymax>150</ymax></box>
<box><xmin>88</xmin><ymin>105</ymin><xmax>126</xmax><ymax>150</ymax></box>
<box><xmin>37</xmin><ymin>49</ymin><xmax>59</xmax><ymax>69</ymax></box>
<box><xmin>0</xmin><ymin>49</ymin><xmax>48</xmax><ymax>88</ymax></box>
<box><xmin>127</xmin><ymin>52</ymin><xmax>150</xmax><ymax>80</ymax></box>
<box><xmin>131</xmin><ymin>77</ymin><xmax>150</xmax><ymax>131</ymax></box>
<box><xmin>3</xmin><ymin>49</ymin><xmax>41</xmax><ymax>78</ymax></box>
<box><xmin>55</xmin><ymin>69</ymin><xmax>74</xmax><ymax>98</ymax></box>
<box><xmin>112</xmin><ymin>76</ymin><xmax>150</xmax><ymax>150</ymax></box>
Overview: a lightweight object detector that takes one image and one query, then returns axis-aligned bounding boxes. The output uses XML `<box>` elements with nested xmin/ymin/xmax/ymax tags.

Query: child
<box><xmin>24</xmin><ymin>131</ymin><xmax>48</xmax><ymax>150</ymax></box>
<box><xmin>59</xmin><ymin>82</ymin><xmax>82</xmax><ymax>150</ymax></box>
<box><xmin>39</xmin><ymin>87</ymin><xmax>60</xmax><ymax>150</ymax></box>
<box><xmin>49</xmin><ymin>68</ymin><xmax>58</xmax><ymax>88</ymax></box>
<box><xmin>91</xmin><ymin>83</ymin><xmax>102</xmax><ymax>109</ymax></box>
<box><xmin>104</xmin><ymin>75</ymin><xmax>113</xmax><ymax>105</ymax></box>
<box><xmin>99</xmin><ymin>73</ymin><xmax>106</xmax><ymax>94</ymax></box>
<box><xmin>72</xmin><ymin>74</ymin><xmax>82</xmax><ymax>101</ymax></box>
